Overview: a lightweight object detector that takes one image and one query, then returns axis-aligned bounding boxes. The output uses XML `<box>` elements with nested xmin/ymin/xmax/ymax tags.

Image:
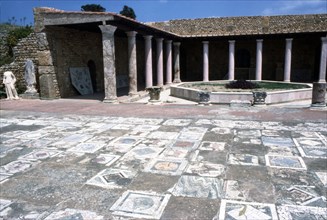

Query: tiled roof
<box><xmin>148</xmin><ymin>14</ymin><xmax>327</xmax><ymax>37</ymax></box>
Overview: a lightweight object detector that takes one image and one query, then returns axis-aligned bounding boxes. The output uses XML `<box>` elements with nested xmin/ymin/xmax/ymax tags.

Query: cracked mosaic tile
<box><xmin>277</xmin><ymin>205</ymin><xmax>327</xmax><ymax>220</ymax></box>
<box><xmin>178</xmin><ymin>132</ymin><xmax>205</xmax><ymax>141</ymax></box>
<box><xmin>213</xmin><ymin>120</ymin><xmax>262</xmax><ymax>129</ymax></box>
<box><xmin>110</xmin><ymin>190</ymin><xmax>170</xmax><ymax>219</ymax></box>
<box><xmin>127</xmin><ymin>130</ymin><xmax>150</xmax><ymax>137</ymax></box>
<box><xmin>266</xmin><ymin>145</ymin><xmax>300</xmax><ymax>156</ymax></box>
<box><xmin>228</xmin><ymin>154</ymin><xmax>260</xmax><ymax>166</ymax></box>
<box><xmin>195</xmin><ymin>119</ymin><xmax>212</xmax><ymax>125</ymax></box>
<box><xmin>123</xmin><ymin>145</ymin><xmax>164</xmax><ymax>159</ymax></box>
<box><xmin>315</xmin><ymin>172</ymin><xmax>327</xmax><ymax>186</ymax></box>
<box><xmin>132</xmin><ymin>125</ymin><xmax>160</xmax><ymax>132</ymax></box>
<box><xmin>262</xmin><ymin>130</ymin><xmax>284</xmax><ymax>137</ymax></box>
<box><xmin>262</xmin><ymin>137</ymin><xmax>295</xmax><ymax>147</ymax></box>
<box><xmin>61</xmin><ymin>134</ymin><xmax>93</xmax><ymax>143</ymax></box>
<box><xmin>223</xmin><ymin>180</ymin><xmax>247</xmax><ymax>201</ymax></box>
<box><xmin>211</xmin><ymin>127</ymin><xmax>231</xmax><ymax>134</ymax></box>
<box><xmin>170</xmin><ymin>175</ymin><xmax>223</xmax><ymax>199</ymax></box>
<box><xmin>168</xmin><ymin>139</ymin><xmax>200</xmax><ymax>151</ymax></box>
<box><xmin>121</xmin><ymin>117</ymin><xmax>163</xmax><ymax>125</ymax></box>
<box><xmin>44</xmin><ymin>208</ymin><xmax>103</xmax><ymax>220</ymax></box>
<box><xmin>19</xmin><ymin>149</ymin><xmax>61</xmax><ymax>161</ymax></box>
<box><xmin>292</xmin><ymin>131</ymin><xmax>320</xmax><ymax>138</ymax></box>
<box><xmin>294</xmin><ymin>138</ymin><xmax>326</xmax><ymax>148</ymax></box>
<box><xmin>141</xmin><ymin>139</ymin><xmax>171</xmax><ymax>147</ymax></box>
<box><xmin>265</xmin><ymin>155</ymin><xmax>307</xmax><ymax>170</ymax></box>
<box><xmin>159</xmin><ymin>148</ymin><xmax>189</xmax><ymax>158</ymax></box>
<box><xmin>110</xmin><ymin>136</ymin><xmax>143</xmax><ymax>147</ymax></box>
<box><xmin>276</xmin><ymin>185</ymin><xmax>322</xmax><ymax>206</ymax></box>
<box><xmin>216</xmin><ymin>200</ymin><xmax>278</xmax><ymax>220</ymax></box>
<box><xmin>16</xmin><ymin>130</ymin><xmax>50</xmax><ymax>140</ymax></box>
<box><xmin>143</xmin><ymin>158</ymin><xmax>188</xmax><ymax>176</ymax></box>
<box><xmin>92</xmin><ymin>154</ymin><xmax>120</xmax><ymax>166</ymax></box>
<box><xmin>181</xmin><ymin>127</ymin><xmax>208</xmax><ymax>134</ymax></box>
<box><xmin>185</xmin><ymin>162</ymin><xmax>225</xmax><ymax>177</ymax></box>
<box><xmin>233</xmin><ymin>137</ymin><xmax>262</xmax><ymax>145</ymax></box>
<box><xmin>0</xmin><ymin>173</ymin><xmax>11</xmax><ymax>184</ymax></box>
<box><xmin>23</xmin><ymin>139</ymin><xmax>54</xmax><ymax>148</ymax></box>
<box><xmin>199</xmin><ymin>141</ymin><xmax>226</xmax><ymax>151</ymax></box>
<box><xmin>1</xmin><ymin>130</ymin><xmax>30</xmax><ymax>138</ymax></box>
<box><xmin>147</xmin><ymin>131</ymin><xmax>179</xmax><ymax>140</ymax></box>
<box><xmin>235</xmin><ymin>129</ymin><xmax>261</xmax><ymax>137</ymax></box>
<box><xmin>0</xmin><ymin>160</ymin><xmax>40</xmax><ymax>175</ymax></box>
<box><xmin>67</xmin><ymin>142</ymin><xmax>106</xmax><ymax>153</ymax></box>
<box><xmin>111</xmin><ymin>124</ymin><xmax>135</xmax><ymax>130</ymax></box>
<box><xmin>87</xmin><ymin>168</ymin><xmax>137</xmax><ymax>188</ymax></box>
<box><xmin>0</xmin><ymin>199</ymin><xmax>12</xmax><ymax>211</ymax></box>
<box><xmin>53</xmin><ymin>121</ymin><xmax>85</xmax><ymax>128</ymax></box>
<box><xmin>297</xmin><ymin>146</ymin><xmax>327</xmax><ymax>158</ymax></box>
<box><xmin>163</xmin><ymin>119</ymin><xmax>192</xmax><ymax>126</ymax></box>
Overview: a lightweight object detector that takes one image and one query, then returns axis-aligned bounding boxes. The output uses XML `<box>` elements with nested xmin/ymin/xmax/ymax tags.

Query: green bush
<box><xmin>6</xmin><ymin>25</ymin><xmax>33</xmax><ymax>57</ymax></box>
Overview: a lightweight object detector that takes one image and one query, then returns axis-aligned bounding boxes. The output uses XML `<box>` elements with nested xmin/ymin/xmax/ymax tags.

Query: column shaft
<box><xmin>144</xmin><ymin>35</ymin><xmax>153</xmax><ymax>88</ymax></box>
<box><xmin>165</xmin><ymin>40</ymin><xmax>172</xmax><ymax>85</ymax></box>
<box><xmin>203</xmin><ymin>41</ymin><xmax>209</xmax><ymax>82</ymax></box>
<box><xmin>173</xmin><ymin>42</ymin><xmax>181</xmax><ymax>83</ymax></box>
<box><xmin>156</xmin><ymin>38</ymin><xmax>164</xmax><ymax>86</ymax></box>
<box><xmin>256</xmin><ymin>39</ymin><xmax>263</xmax><ymax>81</ymax></box>
<box><xmin>127</xmin><ymin>31</ymin><xmax>137</xmax><ymax>95</ymax></box>
<box><xmin>319</xmin><ymin>37</ymin><xmax>327</xmax><ymax>83</ymax></box>
<box><xmin>99</xmin><ymin>25</ymin><xmax>117</xmax><ymax>103</ymax></box>
<box><xmin>228</xmin><ymin>40</ymin><xmax>235</xmax><ymax>80</ymax></box>
<box><xmin>284</xmin><ymin>38</ymin><xmax>293</xmax><ymax>82</ymax></box>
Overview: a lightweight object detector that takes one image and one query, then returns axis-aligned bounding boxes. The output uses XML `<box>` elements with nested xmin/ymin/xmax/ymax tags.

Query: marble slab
<box><xmin>235</xmin><ymin>129</ymin><xmax>261</xmax><ymax>137</ymax></box>
<box><xmin>159</xmin><ymin>148</ymin><xmax>189</xmax><ymax>158</ymax></box>
<box><xmin>293</xmin><ymin>138</ymin><xmax>326</xmax><ymax>148</ymax></box>
<box><xmin>217</xmin><ymin>200</ymin><xmax>278</xmax><ymax>220</ymax></box>
<box><xmin>169</xmin><ymin>139</ymin><xmax>200</xmax><ymax>151</ymax></box>
<box><xmin>123</xmin><ymin>145</ymin><xmax>164</xmax><ymax>159</ymax></box>
<box><xmin>45</xmin><ymin>208</ymin><xmax>103</xmax><ymax>220</ymax></box>
<box><xmin>0</xmin><ymin>173</ymin><xmax>11</xmax><ymax>184</ymax></box>
<box><xmin>228</xmin><ymin>154</ymin><xmax>260</xmax><ymax>166</ymax></box>
<box><xmin>132</xmin><ymin>125</ymin><xmax>160</xmax><ymax>132</ymax></box>
<box><xmin>92</xmin><ymin>154</ymin><xmax>120</xmax><ymax>166</ymax></box>
<box><xmin>262</xmin><ymin>137</ymin><xmax>295</xmax><ymax>147</ymax></box>
<box><xmin>0</xmin><ymin>199</ymin><xmax>12</xmax><ymax>211</ymax></box>
<box><xmin>19</xmin><ymin>149</ymin><xmax>61</xmax><ymax>161</ymax></box>
<box><xmin>223</xmin><ymin>180</ymin><xmax>247</xmax><ymax>201</ymax></box>
<box><xmin>277</xmin><ymin>205</ymin><xmax>327</xmax><ymax>220</ymax></box>
<box><xmin>170</xmin><ymin>175</ymin><xmax>223</xmax><ymax>199</ymax></box>
<box><xmin>69</xmin><ymin>67</ymin><xmax>93</xmax><ymax>95</ymax></box>
<box><xmin>110</xmin><ymin>190</ymin><xmax>171</xmax><ymax>219</ymax></box>
<box><xmin>315</xmin><ymin>172</ymin><xmax>327</xmax><ymax>186</ymax></box>
<box><xmin>297</xmin><ymin>146</ymin><xmax>327</xmax><ymax>158</ymax></box>
<box><xmin>211</xmin><ymin>127</ymin><xmax>232</xmax><ymax>135</ymax></box>
<box><xmin>265</xmin><ymin>155</ymin><xmax>307</xmax><ymax>170</ymax></box>
<box><xmin>147</xmin><ymin>131</ymin><xmax>179</xmax><ymax>140</ymax></box>
<box><xmin>198</xmin><ymin>141</ymin><xmax>226</xmax><ymax>151</ymax></box>
<box><xmin>67</xmin><ymin>142</ymin><xmax>106</xmax><ymax>154</ymax></box>
<box><xmin>111</xmin><ymin>124</ymin><xmax>135</xmax><ymax>130</ymax></box>
<box><xmin>185</xmin><ymin>162</ymin><xmax>225</xmax><ymax>177</ymax></box>
<box><xmin>143</xmin><ymin>158</ymin><xmax>188</xmax><ymax>176</ymax></box>
<box><xmin>163</xmin><ymin>119</ymin><xmax>192</xmax><ymax>126</ymax></box>
<box><xmin>0</xmin><ymin>160</ymin><xmax>40</xmax><ymax>175</ymax></box>
<box><xmin>87</xmin><ymin>168</ymin><xmax>137</xmax><ymax>189</ymax></box>
<box><xmin>178</xmin><ymin>132</ymin><xmax>205</xmax><ymax>141</ymax></box>
<box><xmin>110</xmin><ymin>136</ymin><xmax>143</xmax><ymax>147</ymax></box>
<box><xmin>276</xmin><ymin>185</ymin><xmax>322</xmax><ymax>206</ymax></box>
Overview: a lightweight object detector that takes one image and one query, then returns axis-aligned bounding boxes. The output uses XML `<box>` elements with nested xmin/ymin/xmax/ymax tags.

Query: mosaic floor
<box><xmin>0</xmin><ymin>112</ymin><xmax>326</xmax><ymax>219</ymax></box>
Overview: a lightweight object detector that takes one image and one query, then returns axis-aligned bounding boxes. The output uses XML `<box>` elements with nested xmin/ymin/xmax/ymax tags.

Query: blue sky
<box><xmin>0</xmin><ymin>0</ymin><xmax>326</xmax><ymax>26</ymax></box>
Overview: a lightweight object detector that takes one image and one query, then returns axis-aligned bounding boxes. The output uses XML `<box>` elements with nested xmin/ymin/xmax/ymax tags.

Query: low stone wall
<box><xmin>171</xmin><ymin>82</ymin><xmax>312</xmax><ymax>105</ymax></box>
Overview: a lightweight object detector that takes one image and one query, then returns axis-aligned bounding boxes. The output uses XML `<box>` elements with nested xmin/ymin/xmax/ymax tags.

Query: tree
<box><xmin>120</xmin><ymin>5</ymin><xmax>136</xmax><ymax>20</ymax></box>
<box><xmin>81</xmin><ymin>4</ymin><xmax>106</xmax><ymax>12</ymax></box>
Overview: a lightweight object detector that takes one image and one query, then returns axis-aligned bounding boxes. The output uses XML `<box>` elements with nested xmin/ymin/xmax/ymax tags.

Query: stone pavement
<box><xmin>0</xmin><ymin>98</ymin><xmax>326</xmax><ymax>220</ymax></box>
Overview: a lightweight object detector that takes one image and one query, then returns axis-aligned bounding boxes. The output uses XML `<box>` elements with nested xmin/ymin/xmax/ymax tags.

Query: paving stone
<box><xmin>143</xmin><ymin>158</ymin><xmax>188</xmax><ymax>176</ymax></box>
<box><xmin>44</xmin><ymin>208</ymin><xmax>104</xmax><ymax>220</ymax></box>
<box><xmin>265</xmin><ymin>155</ymin><xmax>307</xmax><ymax>170</ymax></box>
<box><xmin>277</xmin><ymin>205</ymin><xmax>327</xmax><ymax>220</ymax></box>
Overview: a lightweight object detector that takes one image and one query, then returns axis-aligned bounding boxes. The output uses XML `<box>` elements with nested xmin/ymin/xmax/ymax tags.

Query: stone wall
<box><xmin>0</xmin><ymin>32</ymin><xmax>39</xmax><ymax>94</ymax></box>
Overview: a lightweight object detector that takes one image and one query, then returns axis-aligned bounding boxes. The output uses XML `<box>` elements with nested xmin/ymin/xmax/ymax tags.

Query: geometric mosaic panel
<box><xmin>143</xmin><ymin>158</ymin><xmax>188</xmax><ymax>176</ymax></box>
<box><xmin>217</xmin><ymin>200</ymin><xmax>278</xmax><ymax>220</ymax></box>
<box><xmin>265</xmin><ymin>155</ymin><xmax>307</xmax><ymax>170</ymax></box>
<box><xmin>110</xmin><ymin>190</ymin><xmax>171</xmax><ymax>219</ymax></box>
<box><xmin>277</xmin><ymin>205</ymin><xmax>327</xmax><ymax>220</ymax></box>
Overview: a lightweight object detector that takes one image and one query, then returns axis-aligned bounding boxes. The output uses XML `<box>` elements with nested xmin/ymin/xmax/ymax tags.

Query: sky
<box><xmin>0</xmin><ymin>0</ymin><xmax>326</xmax><ymax>26</ymax></box>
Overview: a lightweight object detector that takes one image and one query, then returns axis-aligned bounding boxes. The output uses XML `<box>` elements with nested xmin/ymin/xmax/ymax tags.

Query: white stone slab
<box><xmin>69</xmin><ymin>67</ymin><xmax>93</xmax><ymax>95</ymax></box>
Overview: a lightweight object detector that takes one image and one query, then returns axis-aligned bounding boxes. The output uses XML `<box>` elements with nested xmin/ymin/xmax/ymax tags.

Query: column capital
<box><xmin>173</xmin><ymin>42</ymin><xmax>181</xmax><ymax>47</ymax></box>
<box><xmin>99</xmin><ymin>25</ymin><xmax>117</xmax><ymax>37</ymax></box>
<box><xmin>156</xmin><ymin>38</ymin><xmax>163</xmax><ymax>42</ymax></box>
<box><xmin>229</xmin><ymin>40</ymin><xmax>235</xmax><ymax>44</ymax></box>
<box><xmin>144</xmin><ymin>35</ymin><xmax>153</xmax><ymax>40</ymax></box>
<box><xmin>126</xmin><ymin>31</ymin><xmax>137</xmax><ymax>37</ymax></box>
<box><xmin>256</xmin><ymin>39</ymin><xmax>263</xmax><ymax>42</ymax></box>
<box><xmin>165</xmin><ymin>40</ymin><xmax>172</xmax><ymax>44</ymax></box>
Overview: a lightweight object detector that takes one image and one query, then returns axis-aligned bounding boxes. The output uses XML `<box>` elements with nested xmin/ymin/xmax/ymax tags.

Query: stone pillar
<box><xmin>156</xmin><ymin>38</ymin><xmax>164</xmax><ymax>87</ymax></box>
<box><xmin>144</xmin><ymin>35</ymin><xmax>153</xmax><ymax>88</ymax></box>
<box><xmin>165</xmin><ymin>40</ymin><xmax>172</xmax><ymax>85</ymax></box>
<box><xmin>256</xmin><ymin>39</ymin><xmax>263</xmax><ymax>81</ymax></box>
<box><xmin>311</xmin><ymin>82</ymin><xmax>326</xmax><ymax>107</ymax></box>
<box><xmin>126</xmin><ymin>31</ymin><xmax>137</xmax><ymax>96</ymax></box>
<box><xmin>228</xmin><ymin>40</ymin><xmax>235</xmax><ymax>80</ymax></box>
<box><xmin>284</xmin><ymin>38</ymin><xmax>293</xmax><ymax>82</ymax></box>
<box><xmin>319</xmin><ymin>37</ymin><xmax>327</xmax><ymax>83</ymax></box>
<box><xmin>99</xmin><ymin>25</ymin><xmax>118</xmax><ymax>103</ymax></box>
<box><xmin>173</xmin><ymin>42</ymin><xmax>181</xmax><ymax>83</ymax></box>
<box><xmin>203</xmin><ymin>41</ymin><xmax>209</xmax><ymax>82</ymax></box>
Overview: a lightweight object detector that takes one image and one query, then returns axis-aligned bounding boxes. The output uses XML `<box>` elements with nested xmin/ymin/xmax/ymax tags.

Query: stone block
<box><xmin>230</xmin><ymin>100</ymin><xmax>252</xmax><ymax>107</ymax></box>
<box><xmin>39</xmin><ymin>74</ymin><xmax>58</xmax><ymax>99</ymax></box>
<box><xmin>38</xmin><ymin>66</ymin><xmax>55</xmax><ymax>75</ymax></box>
<box><xmin>37</xmin><ymin>51</ymin><xmax>53</xmax><ymax>66</ymax></box>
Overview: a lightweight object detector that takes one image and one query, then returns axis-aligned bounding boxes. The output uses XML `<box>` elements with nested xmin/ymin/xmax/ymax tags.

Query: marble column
<box><xmin>165</xmin><ymin>40</ymin><xmax>172</xmax><ymax>85</ymax></box>
<box><xmin>203</xmin><ymin>41</ymin><xmax>209</xmax><ymax>82</ymax></box>
<box><xmin>284</xmin><ymin>38</ymin><xmax>293</xmax><ymax>82</ymax></box>
<box><xmin>173</xmin><ymin>42</ymin><xmax>181</xmax><ymax>83</ymax></box>
<box><xmin>319</xmin><ymin>37</ymin><xmax>327</xmax><ymax>83</ymax></box>
<box><xmin>228</xmin><ymin>40</ymin><xmax>235</xmax><ymax>80</ymax></box>
<box><xmin>144</xmin><ymin>35</ymin><xmax>153</xmax><ymax>88</ymax></box>
<box><xmin>99</xmin><ymin>25</ymin><xmax>117</xmax><ymax>103</ymax></box>
<box><xmin>256</xmin><ymin>39</ymin><xmax>263</xmax><ymax>81</ymax></box>
<box><xmin>127</xmin><ymin>31</ymin><xmax>137</xmax><ymax>96</ymax></box>
<box><xmin>156</xmin><ymin>38</ymin><xmax>164</xmax><ymax>86</ymax></box>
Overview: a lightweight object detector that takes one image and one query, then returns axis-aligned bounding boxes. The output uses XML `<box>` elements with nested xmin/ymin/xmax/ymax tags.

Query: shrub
<box><xmin>225</xmin><ymin>80</ymin><xmax>260</xmax><ymax>89</ymax></box>
<box><xmin>6</xmin><ymin>25</ymin><xmax>33</xmax><ymax>57</ymax></box>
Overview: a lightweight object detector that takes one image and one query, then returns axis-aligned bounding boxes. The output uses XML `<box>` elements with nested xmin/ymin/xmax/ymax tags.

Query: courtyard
<box><xmin>0</xmin><ymin>98</ymin><xmax>326</xmax><ymax>219</ymax></box>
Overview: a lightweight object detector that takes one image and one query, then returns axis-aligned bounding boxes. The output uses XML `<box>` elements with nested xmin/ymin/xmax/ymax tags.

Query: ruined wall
<box><xmin>0</xmin><ymin>33</ymin><xmax>39</xmax><ymax>94</ymax></box>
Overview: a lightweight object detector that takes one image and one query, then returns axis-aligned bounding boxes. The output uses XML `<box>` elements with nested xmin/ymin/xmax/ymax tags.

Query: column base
<box><xmin>173</xmin><ymin>79</ymin><xmax>181</xmax><ymax>83</ymax></box>
<box><xmin>103</xmin><ymin>98</ymin><xmax>119</xmax><ymax>104</ymax></box>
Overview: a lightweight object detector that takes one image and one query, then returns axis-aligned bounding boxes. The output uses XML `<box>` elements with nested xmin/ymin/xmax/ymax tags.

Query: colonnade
<box><xmin>99</xmin><ymin>25</ymin><xmax>181</xmax><ymax>102</ymax></box>
<box><xmin>201</xmin><ymin>37</ymin><xmax>327</xmax><ymax>83</ymax></box>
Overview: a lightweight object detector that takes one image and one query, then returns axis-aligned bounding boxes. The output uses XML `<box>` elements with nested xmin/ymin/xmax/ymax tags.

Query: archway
<box><xmin>87</xmin><ymin>60</ymin><xmax>97</xmax><ymax>92</ymax></box>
